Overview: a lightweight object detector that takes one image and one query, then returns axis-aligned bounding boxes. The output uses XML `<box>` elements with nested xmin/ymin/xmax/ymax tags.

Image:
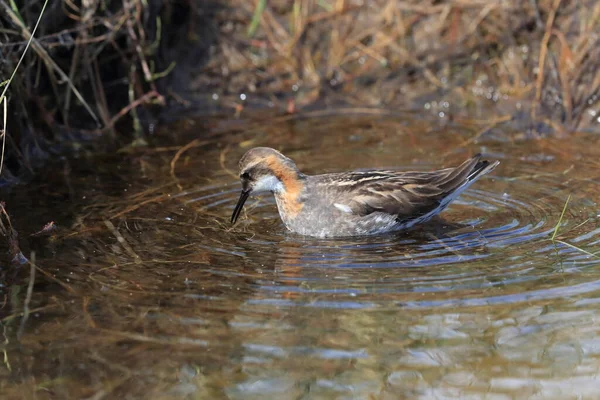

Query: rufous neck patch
<box><xmin>265</xmin><ymin>155</ymin><xmax>304</xmax><ymax>218</ymax></box>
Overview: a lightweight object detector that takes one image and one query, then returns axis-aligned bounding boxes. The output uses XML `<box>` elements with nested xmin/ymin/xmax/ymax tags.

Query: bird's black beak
<box><xmin>231</xmin><ymin>189</ymin><xmax>251</xmax><ymax>224</ymax></box>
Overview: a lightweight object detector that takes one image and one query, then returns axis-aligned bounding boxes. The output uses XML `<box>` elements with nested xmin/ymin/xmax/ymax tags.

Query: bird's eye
<box><xmin>241</xmin><ymin>172</ymin><xmax>251</xmax><ymax>180</ymax></box>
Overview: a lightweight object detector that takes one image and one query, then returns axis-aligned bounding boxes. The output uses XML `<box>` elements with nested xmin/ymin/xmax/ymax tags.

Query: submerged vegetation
<box><xmin>1</xmin><ymin>114</ymin><xmax>600</xmax><ymax>397</ymax></box>
<box><xmin>2</xmin><ymin>1</ymin><xmax>600</xmax><ymax>397</ymax></box>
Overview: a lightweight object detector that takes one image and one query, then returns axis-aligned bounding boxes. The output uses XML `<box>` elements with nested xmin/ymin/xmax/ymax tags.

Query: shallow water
<box><xmin>2</xmin><ymin>111</ymin><xmax>600</xmax><ymax>399</ymax></box>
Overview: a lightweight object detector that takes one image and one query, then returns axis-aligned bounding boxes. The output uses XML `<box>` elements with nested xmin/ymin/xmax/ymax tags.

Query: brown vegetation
<box><xmin>202</xmin><ymin>0</ymin><xmax>600</xmax><ymax>133</ymax></box>
<box><xmin>0</xmin><ymin>0</ymin><xmax>215</xmax><ymax>178</ymax></box>
<box><xmin>1</xmin><ymin>0</ymin><xmax>600</xmax><ymax>179</ymax></box>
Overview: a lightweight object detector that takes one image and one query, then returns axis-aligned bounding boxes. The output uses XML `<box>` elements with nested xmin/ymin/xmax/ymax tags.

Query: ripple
<box><xmin>179</xmin><ymin>162</ymin><xmax>600</xmax><ymax>309</ymax></box>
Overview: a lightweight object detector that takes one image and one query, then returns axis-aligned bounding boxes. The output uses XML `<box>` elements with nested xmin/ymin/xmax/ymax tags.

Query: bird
<box><xmin>230</xmin><ymin>147</ymin><xmax>499</xmax><ymax>238</ymax></box>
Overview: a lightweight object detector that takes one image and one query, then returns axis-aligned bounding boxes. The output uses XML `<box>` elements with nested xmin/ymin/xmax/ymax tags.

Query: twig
<box><xmin>0</xmin><ymin>0</ymin><xmax>49</xmax><ymax>104</ymax></box>
<box><xmin>169</xmin><ymin>139</ymin><xmax>209</xmax><ymax>190</ymax></box>
<box><xmin>2</xmin><ymin>322</ymin><xmax>10</xmax><ymax>371</ymax></box>
<box><xmin>532</xmin><ymin>0</ymin><xmax>562</xmax><ymax>121</ymax></box>
<box><xmin>108</xmin><ymin>194</ymin><xmax>168</xmax><ymax>220</ymax></box>
<box><xmin>0</xmin><ymin>202</ymin><xmax>26</xmax><ymax>266</ymax></box>
<box><xmin>0</xmin><ymin>97</ymin><xmax>6</xmax><ymax>178</ymax></box>
<box><xmin>443</xmin><ymin>114</ymin><xmax>512</xmax><ymax>157</ymax></box>
<box><xmin>305</xmin><ymin>4</ymin><xmax>361</xmax><ymax>24</ymax></box>
<box><xmin>84</xmin><ymin>352</ymin><xmax>133</xmax><ymax>400</ymax></box>
<box><xmin>97</xmin><ymin>328</ymin><xmax>209</xmax><ymax>346</ymax></box>
<box><xmin>105</xmin><ymin>90</ymin><xmax>163</xmax><ymax>130</ymax></box>
<box><xmin>552</xmin><ymin>28</ymin><xmax>573</xmax><ymax>125</ymax></box>
<box><xmin>103</xmin><ymin>220</ymin><xmax>142</xmax><ymax>264</ymax></box>
<box><xmin>0</xmin><ymin>0</ymin><xmax>43</xmax><ymax>176</ymax></box>
<box><xmin>1</xmin><ymin>304</ymin><xmax>59</xmax><ymax>322</ymax></box>
<box><xmin>465</xmin><ymin>3</ymin><xmax>496</xmax><ymax>36</ymax></box>
<box><xmin>17</xmin><ymin>252</ymin><xmax>36</xmax><ymax>340</ymax></box>
<box><xmin>82</xmin><ymin>297</ymin><xmax>97</xmax><ymax>328</ymax></box>
<box><xmin>219</xmin><ymin>144</ymin><xmax>237</xmax><ymax>180</ymax></box>
<box><xmin>0</xmin><ymin>0</ymin><xmax>100</xmax><ymax>126</ymax></box>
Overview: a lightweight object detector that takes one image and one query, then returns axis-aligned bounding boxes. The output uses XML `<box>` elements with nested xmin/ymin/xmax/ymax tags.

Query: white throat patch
<box><xmin>252</xmin><ymin>175</ymin><xmax>284</xmax><ymax>194</ymax></box>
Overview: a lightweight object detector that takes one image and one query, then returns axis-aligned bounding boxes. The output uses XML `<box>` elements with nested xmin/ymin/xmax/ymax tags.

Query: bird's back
<box><xmin>282</xmin><ymin>154</ymin><xmax>498</xmax><ymax>237</ymax></box>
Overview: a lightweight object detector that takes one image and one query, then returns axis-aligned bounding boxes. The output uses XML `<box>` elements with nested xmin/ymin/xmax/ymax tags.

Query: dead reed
<box><xmin>0</xmin><ymin>0</ymin><xmax>206</xmax><ymax>178</ymax></box>
<box><xmin>204</xmin><ymin>0</ymin><xmax>600</xmax><ymax>134</ymax></box>
<box><xmin>1</xmin><ymin>0</ymin><xmax>600</xmax><ymax>181</ymax></box>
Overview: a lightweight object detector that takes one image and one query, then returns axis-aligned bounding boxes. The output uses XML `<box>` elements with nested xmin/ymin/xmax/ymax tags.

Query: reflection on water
<box><xmin>2</xmin><ymin>112</ymin><xmax>600</xmax><ymax>398</ymax></box>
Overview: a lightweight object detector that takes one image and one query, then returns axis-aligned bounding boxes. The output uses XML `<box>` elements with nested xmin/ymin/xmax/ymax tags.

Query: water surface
<box><xmin>2</xmin><ymin>111</ymin><xmax>600</xmax><ymax>399</ymax></box>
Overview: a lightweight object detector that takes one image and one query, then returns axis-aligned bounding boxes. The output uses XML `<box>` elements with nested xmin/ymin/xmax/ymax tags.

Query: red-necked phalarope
<box><xmin>231</xmin><ymin>147</ymin><xmax>499</xmax><ymax>238</ymax></box>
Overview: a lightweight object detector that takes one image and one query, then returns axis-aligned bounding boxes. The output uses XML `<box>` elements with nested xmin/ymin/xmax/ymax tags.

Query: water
<box><xmin>2</xmin><ymin>111</ymin><xmax>600</xmax><ymax>398</ymax></box>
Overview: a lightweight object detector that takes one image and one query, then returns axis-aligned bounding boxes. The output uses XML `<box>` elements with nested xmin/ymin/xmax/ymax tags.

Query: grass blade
<box><xmin>247</xmin><ymin>0</ymin><xmax>266</xmax><ymax>37</ymax></box>
<box><xmin>0</xmin><ymin>0</ymin><xmax>99</xmax><ymax>126</ymax></box>
<box><xmin>0</xmin><ymin>0</ymin><xmax>49</xmax><ymax>104</ymax></box>
<box><xmin>551</xmin><ymin>194</ymin><xmax>571</xmax><ymax>242</ymax></box>
<box><xmin>555</xmin><ymin>240</ymin><xmax>600</xmax><ymax>258</ymax></box>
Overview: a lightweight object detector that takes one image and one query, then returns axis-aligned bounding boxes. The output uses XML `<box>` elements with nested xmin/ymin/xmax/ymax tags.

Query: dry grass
<box><xmin>1</xmin><ymin>0</ymin><xmax>600</xmax><ymax>181</ymax></box>
<box><xmin>200</xmin><ymin>0</ymin><xmax>600</xmax><ymax>134</ymax></box>
<box><xmin>0</xmin><ymin>0</ymin><xmax>198</xmax><ymax>177</ymax></box>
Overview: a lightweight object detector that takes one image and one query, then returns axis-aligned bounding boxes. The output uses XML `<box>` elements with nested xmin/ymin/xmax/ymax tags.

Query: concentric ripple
<box><xmin>13</xmin><ymin>113</ymin><xmax>600</xmax><ymax>399</ymax></box>
<box><xmin>176</xmin><ymin>160</ymin><xmax>600</xmax><ymax>309</ymax></box>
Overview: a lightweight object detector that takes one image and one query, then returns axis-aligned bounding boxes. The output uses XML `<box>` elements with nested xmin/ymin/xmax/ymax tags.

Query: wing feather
<box><xmin>337</xmin><ymin>155</ymin><xmax>492</xmax><ymax>219</ymax></box>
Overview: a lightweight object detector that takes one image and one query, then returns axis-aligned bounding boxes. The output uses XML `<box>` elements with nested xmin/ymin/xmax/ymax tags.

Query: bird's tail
<box><xmin>467</xmin><ymin>156</ymin><xmax>500</xmax><ymax>182</ymax></box>
<box><xmin>436</xmin><ymin>153</ymin><xmax>499</xmax><ymax>195</ymax></box>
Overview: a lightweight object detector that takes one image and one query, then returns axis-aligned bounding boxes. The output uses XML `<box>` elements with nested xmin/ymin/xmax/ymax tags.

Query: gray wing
<box><xmin>336</xmin><ymin>155</ymin><xmax>494</xmax><ymax>219</ymax></box>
